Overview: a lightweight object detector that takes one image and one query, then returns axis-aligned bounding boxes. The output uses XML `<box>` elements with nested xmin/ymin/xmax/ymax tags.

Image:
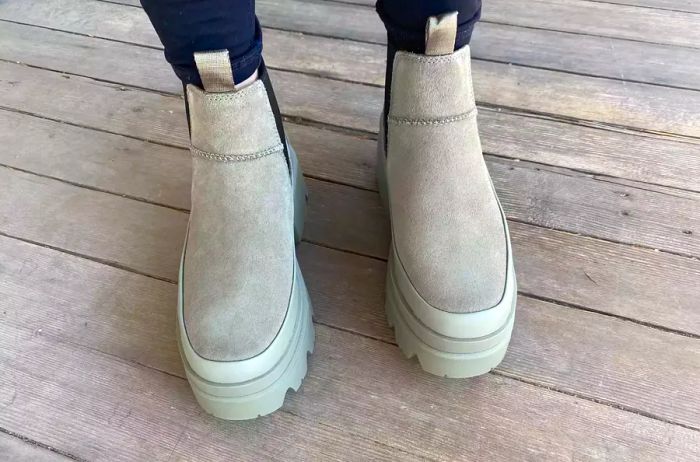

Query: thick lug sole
<box><xmin>385</xmin><ymin>257</ymin><xmax>515</xmax><ymax>378</ymax></box>
<box><xmin>178</xmin><ymin>271</ymin><xmax>314</xmax><ymax>420</ymax></box>
<box><xmin>377</xmin><ymin>139</ymin><xmax>516</xmax><ymax>378</ymax></box>
<box><xmin>177</xmin><ymin>141</ymin><xmax>314</xmax><ymax>420</ymax></box>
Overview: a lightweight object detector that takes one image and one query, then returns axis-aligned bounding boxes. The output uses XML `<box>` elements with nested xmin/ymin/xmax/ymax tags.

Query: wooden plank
<box><xmin>0</xmin><ymin>160</ymin><xmax>388</xmax><ymax>278</ymax></box>
<box><xmin>8</xmin><ymin>6</ymin><xmax>700</xmax><ymax>91</ymax></box>
<box><xmin>2</xmin><ymin>62</ymin><xmax>699</xmax><ymax>258</ymax></box>
<box><xmin>483</xmin><ymin>0</ymin><xmax>700</xmax><ymax>48</ymax></box>
<box><xmin>487</xmin><ymin>158</ymin><xmax>700</xmax><ymax>259</ymax></box>
<box><xmin>0</xmin><ymin>325</ymin><xmax>418</xmax><ymax>461</ymax></box>
<box><xmin>583</xmin><ymin>0</ymin><xmax>700</xmax><ymax>14</ymax></box>
<box><xmin>3</xmin><ymin>110</ymin><xmax>697</xmax><ymax>335</ymax></box>
<box><xmin>12</xmin><ymin>0</ymin><xmax>694</xmax><ymax>91</ymax></box>
<box><xmin>0</xmin><ymin>166</ymin><xmax>188</xmax><ymax>279</ymax></box>
<box><xmin>1</xmin><ymin>242</ymin><xmax>699</xmax><ymax>460</ymax></box>
<box><xmin>477</xmin><ymin>111</ymin><xmax>700</xmax><ymax>194</ymax></box>
<box><xmin>0</xmin><ymin>324</ymin><xmax>693</xmax><ymax>462</ymax></box>
<box><xmin>502</xmin><ymin>295</ymin><xmax>700</xmax><ymax>429</ymax></box>
<box><xmin>0</xmin><ymin>0</ymin><xmax>698</xmax><ymax>456</ymax></box>
<box><xmin>0</xmin><ymin>433</ymin><xmax>73</xmax><ymax>462</ymax></box>
<box><xmin>3</xmin><ymin>23</ymin><xmax>700</xmax><ymax>193</ymax></box>
<box><xmin>293</xmin><ymin>0</ymin><xmax>700</xmax><ymax>48</ymax></box>
<box><xmin>2</xmin><ymin>120</ymin><xmax>698</xmax><ymax>335</ymax></box>
<box><xmin>3</xmin><ymin>1</ymin><xmax>700</xmax><ymax>138</ymax></box>
<box><xmin>265</xmin><ymin>0</ymin><xmax>700</xmax><ymax>48</ymax></box>
<box><xmin>472</xmin><ymin>22</ymin><xmax>700</xmax><ymax>91</ymax></box>
<box><xmin>107</xmin><ymin>0</ymin><xmax>700</xmax><ymax>16</ymax></box>
<box><xmin>0</xmin><ymin>112</ymin><xmax>375</xmax><ymax>204</ymax></box>
<box><xmin>2</xmin><ymin>66</ymin><xmax>699</xmax><ymax>262</ymax></box>
<box><xmin>472</xmin><ymin>59</ymin><xmax>700</xmax><ymax>137</ymax></box>
<box><xmin>343</xmin><ymin>0</ymin><xmax>700</xmax><ymax>14</ymax></box>
<box><xmin>509</xmin><ymin>220</ymin><xmax>700</xmax><ymax>336</ymax></box>
<box><xmin>1</xmin><ymin>164</ymin><xmax>700</xmax><ymax>429</ymax></box>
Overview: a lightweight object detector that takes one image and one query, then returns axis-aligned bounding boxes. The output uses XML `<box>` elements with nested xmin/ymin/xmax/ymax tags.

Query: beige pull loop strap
<box><xmin>425</xmin><ymin>12</ymin><xmax>458</xmax><ymax>56</ymax></box>
<box><xmin>194</xmin><ymin>50</ymin><xmax>236</xmax><ymax>92</ymax></box>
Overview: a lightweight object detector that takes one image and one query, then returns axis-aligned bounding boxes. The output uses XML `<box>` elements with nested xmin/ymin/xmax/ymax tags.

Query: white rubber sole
<box><xmin>377</xmin><ymin>134</ymin><xmax>516</xmax><ymax>378</ymax></box>
<box><xmin>177</xmin><ymin>142</ymin><xmax>315</xmax><ymax>420</ymax></box>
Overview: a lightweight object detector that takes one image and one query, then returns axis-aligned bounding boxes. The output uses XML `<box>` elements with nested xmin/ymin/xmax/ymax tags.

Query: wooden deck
<box><xmin>1</xmin><ymin>0</ymin><xmax>699</xmax><ymax>460</ymax></box>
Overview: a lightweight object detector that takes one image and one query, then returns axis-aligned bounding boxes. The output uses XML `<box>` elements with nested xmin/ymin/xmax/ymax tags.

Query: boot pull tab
<box><xmin>194</xmin><ymin>50</ymin><xmax>236</xmax><ymax>92</ymax></box>
<box><xmin>425</xmin><ymin>12</ymin><xmax>458</xmax><ymax>56</ymax></box>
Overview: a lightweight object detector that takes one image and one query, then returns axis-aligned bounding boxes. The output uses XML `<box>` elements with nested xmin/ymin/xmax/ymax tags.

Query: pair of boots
<box><xmin>177</xmin><ymin>15</ymin><xmax>516</xmax><ymax>420</ymax></box>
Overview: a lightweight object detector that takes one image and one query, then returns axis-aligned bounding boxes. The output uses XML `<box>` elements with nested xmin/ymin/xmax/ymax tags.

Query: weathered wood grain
<box><xmin>0</xmin><ymin>55</ymin><xmax>700</xmax><ymax>266</ymax></box>
<box><xmin>1</xmin><ymin>238</ymin><xmax>699</xmax><ymax>459</ymax></box>
<box><xmin>509</xmin><ymin>221</ymin><xmax>700</xmax><ymax>336</ymax></box>
<box><xmin>2</xmin><ymin>62</ymin><xmax>698</xmax><ymax>257</ymax></box>
<box><xmin>107</xmin><ymin>0</ymin><xmax>700</xmax><ymax>16</ymax></box>
<box><xmin>4</xmin><ymin>23</ymin><xmax>699</xmax><ymax>194</ymax></box>
<box><xmin>302</xmin><ymin>0</ymin><xmax>700</xmax><ymax>48</ymax></box>
<box><xmin>3</xmin><ymin>109</ymin><xmax>698</xmax><ymax>336</ymax></box>
<box><xmin>584</xmin><ymin>0</ymin><xmax>700</xmax><ymax>13</ymax></box>
<box><xmin>2</xmin><ymin>158</ymin><xmax>700</xmax><ymax>430</ymax></box>
<box><xmin>478</xmin><ymin>111</ymin><xmax>700</xmax><ymax>193</ymax></box>
<box><xmin>472</xmin><ymin>22</ymin><xmax>700</xmax><ymax>90</ymax></box>
<box><xmin>0</xmin><ymin>433</ymin><xmax>72</xmax><ymax>462</ymax></box>
<box><xmin>473</xmin><ymin>59</ymin><xmax>700</xmax><ymax>137</ymax></box>
<box><xmin>2</xmin><ymin>321</ymin><xmax>695</xmax><ymax>462</ymax></box>
<box><xmin>326</xmin><ymin>0</ymin><xmax>700</xmax><ymax>15</ymax></box>
<box><xmin>344</xmin><ymin>0</ymin><xmax>700</xmax><ymax>13</ymax></box>
<box><xmin>484</xmin><ymin>0</ymin><xmax>700</xmax><ymax>48</ymax></box>
<box><xmin>1</xmin><ymin>0</ymin><xmax>699</xmax><ymax>457</ymax></box>
<box><xmin>489</xmin><ymin>158</ymin><xmax>700</xmax><ymax>259</ymax></box>
<box><xmin>10</xmin><ymin>0</ymin><xmax>700</xmax><ymax>91</ymax></box>
<box><xmin>3</xmin><ymin>229</ymin><xmax>700</xmax><ymax>429</ymax></box>
<box><xmin>0</xmin><ymin>161</ymin><xmax>388</xmax><ymax>279</ymax></box>
<box><xmin>278</xmin><ymin>0</ymin><xmax>698</xmax><ymax>48</ymax></box>
<box><xmin>3</xmin><ymin>0</ymin><xmax>700</xmax><ymax>137</ymax></box>
<box><xmin>0</xmin><ymin>326</ymin><xmax>420</xmax><ymax>461</ymax></box>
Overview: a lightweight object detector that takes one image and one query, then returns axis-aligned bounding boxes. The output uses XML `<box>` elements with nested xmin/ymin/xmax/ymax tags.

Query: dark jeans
<box><xmin>141</xmin><ymin>0</ymin><xmax>481</xmax><ymax>88</ymax></box>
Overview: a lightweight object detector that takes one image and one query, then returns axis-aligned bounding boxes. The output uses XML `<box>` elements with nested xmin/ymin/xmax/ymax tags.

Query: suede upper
<box><xmin>386</xmin><ymin>46</ymin><xmax>507</xmax><ymax>314</ymax></box>
<box><xmin>183</xmin><ymin>81</ymin><xmax>294</xmax><ymax>361</ymax></box>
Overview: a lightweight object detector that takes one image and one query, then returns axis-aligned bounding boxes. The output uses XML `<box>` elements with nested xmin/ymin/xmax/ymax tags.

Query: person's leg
<box><xmin>140</xmin><ymin>1</ymin><xmax>314</xmax><ymax>421</ymax></box>
<box><xmin>375</xmin><ymin>4</ymin><xmax>517</xmax><ymax>379</ymax></box>
<box><xmin>140</xmin><ymin>0</ymin><xmax>261</xmax><ymax>87</ymax></box>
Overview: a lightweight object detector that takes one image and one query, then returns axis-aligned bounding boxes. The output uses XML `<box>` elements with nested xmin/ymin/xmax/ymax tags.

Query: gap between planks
<box><xmin>1</xmin><ymin>8</ymin><xmax>700</xmax><ymax>184</ymax></box>
<box><xmin>2</xmin><ymin>0</ymin><xmax>700</xmax><ymax>141</ymax></box>
<box><xmin>0</xmin><ymin>0</ymin><xmax>696</xmax><ymax>454</ymax></box>
<box><xmin>1</xmin><ymin>233</ymin><xmax>699</xmax><ymax>435</ymax></box>
<box><xmin>1</xmin><ymin>315</ymin><xmax>697</xmax><ymax>461</ymax></box>
<box><xmin>0</xmin><ymin>428</ymin><xmax>81</xmax><ymax>462</ymax></box>
<box><xmin>333</xmin><ymin>0</ymin><xmax>700</xmax><ymax>14</ymax></box>
<box><xmin>1</xmin><ymin>65</ymin><xmax>694</xmax><ymax>264</ymax></box>
<box><xmin>105</xmin><ymin>0</ymin><xmax>700</xmax><ymax>50</ymax></box>
<box><xmin>1</xmin><ymin>160</ymin><xmax>699</xmax><ymax>427</ymax></box>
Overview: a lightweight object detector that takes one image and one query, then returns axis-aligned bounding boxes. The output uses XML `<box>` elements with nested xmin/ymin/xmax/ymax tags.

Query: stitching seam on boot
<box><xmin>388</xmin><ymin>109</ymin><xmax>476</xmax><ymax>126</ymax></box>
<box><xmin>190</xmin><ymin>143</ymin><xmax>284</xmax><ymax>162</ymax></box>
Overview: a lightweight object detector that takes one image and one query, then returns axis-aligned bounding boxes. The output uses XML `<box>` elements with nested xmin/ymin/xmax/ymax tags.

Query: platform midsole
<box><xmin>178</xmin><ymin>289</ymin><xmax>312</xmax><ymax>400</ymax></box>
<box><xmin>387</xmin><ymin>258</ymin><xmax>515</xmax><ymax>355</ymax></box>
<box><xmin>177</xmin><ymin>263</ymin><xmax>312</xmax><ymax>399</ymax></box>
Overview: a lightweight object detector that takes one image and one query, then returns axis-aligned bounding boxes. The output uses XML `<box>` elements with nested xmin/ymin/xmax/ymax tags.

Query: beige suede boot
<box><xmin>378</xmin><ymin>14</ymin><xmax>516</xmax><ymax>378</ymax></box>
<box><xmin>176</xmin><ymin>52</ymin><xmax>314</xmax><ymax>419</ymax></box>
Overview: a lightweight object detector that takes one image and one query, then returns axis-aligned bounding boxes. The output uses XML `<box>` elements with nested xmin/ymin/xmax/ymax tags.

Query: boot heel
<box><xmin>288</xmin><ymin>142</ymin><xmax>307</xmax><ymax>244</ymax></box>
